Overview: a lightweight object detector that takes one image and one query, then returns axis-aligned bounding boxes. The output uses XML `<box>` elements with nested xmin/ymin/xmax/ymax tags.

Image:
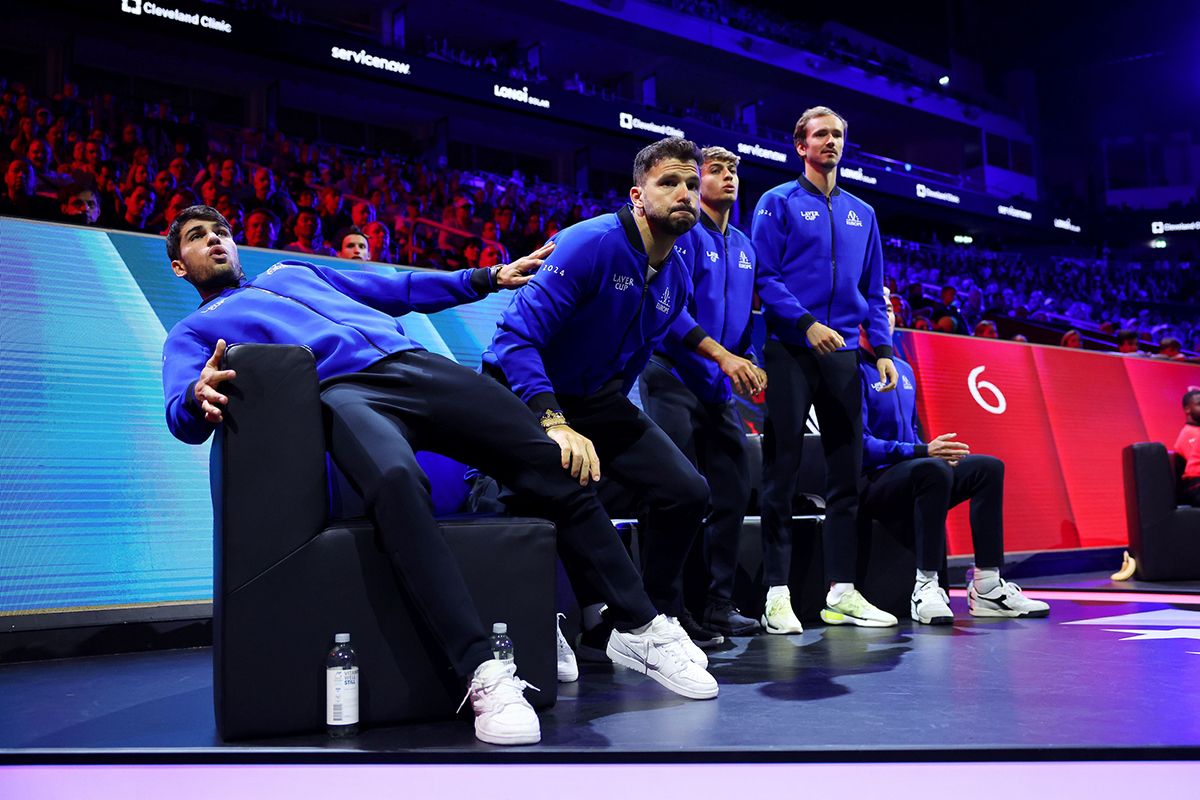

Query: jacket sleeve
<box><xmin>751</xmin><ymin>190</ymin><xmax>818</xmax><ymax>333</ymax></box>
<box><xmin>162</xmin><ymin>323</ymin><xmax>219</xmax><ymax>445</ymax></box>
<box><xmin>489</xmin><ymin>231</ymin><xmax>595</xmax><ymax>413</ymax></box>
<box><xmin>309</xmin><ymin>262</ymin><xmax>495</xmax><ymax>316</ymax></box>
<box><xmin>860</xmin><ymin>368</ymin><xmax>925</xmax><ymax>469</ymax></box>
<box><xmin>858</xmin><ymin>214</ymin><xmax>893</xmax><ymax>361</ymax></box>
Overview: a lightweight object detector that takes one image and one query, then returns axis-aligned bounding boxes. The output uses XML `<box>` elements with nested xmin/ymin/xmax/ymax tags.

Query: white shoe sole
<box><xmin>759</xmin><ymin>614</ymin><xmax>803</xmax><ymax>635</ymax></box>
<box><xmin>820</xmin><ymin>608</ymin><xmax>897</xmax><ymax>628</ymax></box>
<box><xmin>911</xmin><ymin>601</ymin><xmax>954</xmax><ymax>625</ymax></box>
<box><xmin>557</xmin><ymin>664</ymin><xmax>579</xmax><ymax>683</ymax></box>
<box><xmin>605</xmin><ymin>638</ymin><xmax>718</xmax><ymax>700</ymax></box>
<box><xmin>475</xmin><ymin>726</ymin><xmax>541</xmax><ymax>746</ymax></box>
<box><xmin>969</xmin><ymin>604</ymin><xmax>1051</xmax><ymax>619</ymax></box>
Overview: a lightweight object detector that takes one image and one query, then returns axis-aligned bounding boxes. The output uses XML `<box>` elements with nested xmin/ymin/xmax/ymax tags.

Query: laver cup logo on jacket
<box><xmin>613</xmin><ymin>274</ymin><xmax>635</xmax><ymax>291</ymax></box>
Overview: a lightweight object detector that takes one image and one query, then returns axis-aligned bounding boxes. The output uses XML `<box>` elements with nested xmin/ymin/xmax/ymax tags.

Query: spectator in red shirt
<box><xmin>1176</xmin><ymin>388</ymin><xmax>1200</xmax><ymax>507</ymax></box>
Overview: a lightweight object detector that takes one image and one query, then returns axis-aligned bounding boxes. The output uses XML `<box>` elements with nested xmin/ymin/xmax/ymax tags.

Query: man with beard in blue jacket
<box><xmin>161</xmin><ymin>206</ymin><xmax>714</xmax><ymax>747</ymax></box>
<box><xmin>640</xmin><ymin>145</ymin><xmax>766</xmax><ymax>637</ymax></box>
<box><xmin>484</xmin><ymin>137</ymin><xmax>742</xmax><ymax>686</ymax></box>
<box><xmin>752</xmin><ymin>106</ymin><xmax>900</xmax><ymax>632</ymax></box>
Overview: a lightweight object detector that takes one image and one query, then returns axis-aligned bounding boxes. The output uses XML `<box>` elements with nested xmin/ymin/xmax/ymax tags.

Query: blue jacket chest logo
<box><xmin>737</xmin><ymin>250</ymin><xmax>752</xmax><ymax>269</ymax></box>
<box><xmin>613</xmin><ymin>274</ymin><xmax>635</xmax><ymax>291</ymax></box>
<box><xmin>656</xmin><ymin>286</ymin><xmax>672</xmax><ymax>314</ymax></box>
<box><xmin>800</xmin><ymin>210</ymin><xmax>820</xmax><ymax>221</ymax></box>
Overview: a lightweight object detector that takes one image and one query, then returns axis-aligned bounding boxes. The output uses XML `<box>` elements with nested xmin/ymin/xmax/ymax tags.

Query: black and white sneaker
<box><xmin>968</xmin><ymin>579</ymin><xmax>1051</xmax><ymax>618</ymax></box>
<box><xmin>910</xmin><ymin>579</ymin><xmax>954</xmax><ymax>625</ymax></box>
<box><xmin>676</xmin><ymin>611</ymin><xmax>725</xmax><ymax>651</ymax></box>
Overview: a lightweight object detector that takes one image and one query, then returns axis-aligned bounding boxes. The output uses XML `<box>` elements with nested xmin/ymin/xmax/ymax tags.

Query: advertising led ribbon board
<box><xmin>898</xmin><ymin>332</ymin><xmax>1199</xmax><ymax>554</ymax></box>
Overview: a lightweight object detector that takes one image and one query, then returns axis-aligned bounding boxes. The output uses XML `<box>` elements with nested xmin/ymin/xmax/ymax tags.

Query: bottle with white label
<box><xmin>326</xmin><ymin>633</ymin><xmax>359</xmax><ymax>737</ymax></box>
<box><xmin>490</xmin><ymin>622</ymin><xmax>514</xmax><ymax>664</ymax></box>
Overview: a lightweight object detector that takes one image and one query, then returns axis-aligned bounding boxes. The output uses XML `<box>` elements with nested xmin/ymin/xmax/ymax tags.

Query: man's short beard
<box><xmin>189</xmin><ymin>263</ymin><xmax>243</xmax><ymax>295</ymax></box>
<box><xmin>649</xmin><ymin>208</ymin><xmax>697</xmax><ymax>237</ymax></box>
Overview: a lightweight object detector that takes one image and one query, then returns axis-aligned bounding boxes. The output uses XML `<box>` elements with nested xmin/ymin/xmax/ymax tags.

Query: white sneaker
<box><xmin>458</xmin><ymin>659</ymin><xmax>541</xmax><ymax>745</ymax></box>
<box><xmin>665</xmin><ymin>616</ymin><xmax>709</xmax><ymax>667</ymax></box>
<box><xmin>760</xmin><ymin>588</ymin><xmax>803</xmax><ymax>634</ymax></box>
<box><xmin>606</xmin><ymin>615</ymin><xmax>719</xmax><ymax>700</ymax></box>
<box><xmin>968</xmin><ymin>579</ymin><xmax>1051</xmax><ymax>618</ymax></box>
<box><xmin>555</xmin><ymin>613</ymin><xmax>579</xmax><ymax>683</ymax></box>
<box><xmin>819</xmin><ymin>588</ymin><xmax>898</xmax><ymax>627</ymax></box>
<box><xmin>910</xmin><ymin>579</ymin><xmax>954</xmax><ymax>625</ymax></box>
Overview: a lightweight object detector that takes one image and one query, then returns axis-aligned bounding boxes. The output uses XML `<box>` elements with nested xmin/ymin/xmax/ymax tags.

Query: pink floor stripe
<box><xmin>3</xmin><ymin>762</ymin><xmax>1198</xmax><ymax>798</ymax></box>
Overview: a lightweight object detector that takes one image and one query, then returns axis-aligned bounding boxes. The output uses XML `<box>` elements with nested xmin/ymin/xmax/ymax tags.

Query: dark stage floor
<box><xmin>3</xmin><ymin>588</ymin><xmax>1199</xmax><ymax>763</ymax></box>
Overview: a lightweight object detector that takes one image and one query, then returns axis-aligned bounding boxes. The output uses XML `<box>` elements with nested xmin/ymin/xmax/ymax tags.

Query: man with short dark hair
<box><xmin>58</xmin><ymin>181</ymin><xmax>101</xmax><ymax>225</ymax></box>
<box><xmin>483</xmin><ymin>137</ymin><xmax>722</xmax><ymax>692</ymax></box>
<box><xmin>363</xmin><ymin>220</ymin><xmax>392</xmax><ymax>263</ymax></box>
<box><xmin>1116</xmin><ymin>329</ymin><xmax>1142</xmax><ymax>355</ymax></box>
<box><xmin>640</xmin><ymin>145</ymin><xmax>765</xmax><ymax>637</ymax></box>
<box><xmin>335</xmin><ymin>226</ymin><xmax>370</xmax><ymax>261</ymax></box>
<box><xmin>244</xmin><ymin>207</ymin><xmax>281</xmax><ymax>249</ymax></box>
<box><xmin>752</xmin><ymin>105</ymin><xmax>900</xmax><ymax>630</ymax></box>
<box><xmin>285</xmin><ymin>208</ymin><xmax>334</xmax><ymax>256</ymax></box>
<box><xmin>1176</xmin><ymin>389</ymin><xmax>1200</xmax><ymax>507</ymax></box>
<box><xmin>117</xmin><ymin>183</ymin><xmax>155</xmax><ymax>232</ymax></box>
<box><xmin>161</xmin><ymin>205</ymin><xmax>708</xmax><ymax>744</ymax></box>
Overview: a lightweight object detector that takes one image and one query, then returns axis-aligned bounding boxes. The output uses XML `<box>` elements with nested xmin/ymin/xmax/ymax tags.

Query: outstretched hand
<box><xmin>195</xmin><ymin>339</ymin><xmax>236</xmax><ymax>424</ymax></box>
<box><xmin>494</xmin><ymin>242</ymin><xmax>556</xmax><ymax>289</ymax></box>
<box><xmin>545</xmin><ymin>423</ymin><xmax>601</xmax><ymax>486</ymax></box>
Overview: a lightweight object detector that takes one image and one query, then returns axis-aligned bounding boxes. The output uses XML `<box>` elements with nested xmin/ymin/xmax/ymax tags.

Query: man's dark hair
<box><xmin>632</xmin><ymin>137</ymin><xmax>702</xmax><ymax>185</ymax></box>
<box><xmin>334</xmin><ymin>225</ymin><xmax>366</xmax><ymax>249</ymax></box>
<box><xmin>58</xmin><ymin>179</ymin><xmax>96</xmax><ymax>204</ymax></box>
<box><xmin>1159</xmin><ymin>337</ymin><xmax>1182</xmax><ymax>352</ymax></box>
<box><xmin>166</xmin><ymin>204</ymin><xmax>230</xmax><ymax>262</ymax></box>
<box><xmin>1184</xmin><ymin>389</ymin><xmax>1200</xmax><ymax>408</ymax></box>
<box><xmin>169</xmin><ymin>187</ymin><xmax>199</xmax><ymax>206</ymax></box>
<box><xmin>1116</xmin><ymin>328</ymin><xmax>1139</xmax><ymax>345</ymax></box>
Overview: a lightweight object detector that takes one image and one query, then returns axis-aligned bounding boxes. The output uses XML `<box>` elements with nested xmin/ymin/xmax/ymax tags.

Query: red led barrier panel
<box><xmin>901</xmin><ymin>332</ymin><xmax>1200</xmax><ymax>554</ymax></box>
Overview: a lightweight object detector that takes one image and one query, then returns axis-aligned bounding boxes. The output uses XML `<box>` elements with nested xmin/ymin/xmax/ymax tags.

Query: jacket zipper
<box><xmin>247</xmin><ymin>285</ymin><xmax>390</xmax><ymax>355</ymax></box>
<box><xmin>614</xmin><ymin>274</ymin><xmax>652</xmax><ymax>368</ymax></box>
<box><xmin>719</xmin><ymin>228</ymin><xmax>730</xmax><ymax>345</ymax></box>
<box><xmin>826</xmin><ymin>193</ymin><xmax>837</xmax><ymax>327</ymax></box>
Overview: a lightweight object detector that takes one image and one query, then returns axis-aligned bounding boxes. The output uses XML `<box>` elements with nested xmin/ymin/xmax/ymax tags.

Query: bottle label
<box><xmin>326</xmin><ymin>666</ymin><xmax>359</xmax><ymax>726</ymax></box>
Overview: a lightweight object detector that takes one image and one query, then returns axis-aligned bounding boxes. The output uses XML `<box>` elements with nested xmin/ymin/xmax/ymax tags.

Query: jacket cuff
<box><xmin>682</xmin><ymin>325</ymin><xmax>708</xmax><ymax>351</ymax></box>
<box><xmin>469</xmin><ymin>267</ymin><xmax>496</xmax><ymax>295</ymax></box>
<box><xmin>183</xmin><ymin>381</ymin><xmax>205</xmax><ymax>419</ymax></box>
<box><xmin>913</xmin><ymin>444</ymin><xmax>929</xmax><ymax>458</ymax></box>
<box><xmin>797</xmin><ymin>313</ymin><xmax>818</xmax><ymax>332</ymax></box>
<box><xmin>874</xmin><ymin>344</ymin><xmax>894</xmax><ymax>361</ymax></box>
<box><xmin>527</xmin><ymin>392</ymin><xmax>562</xmax><ymax>416</ymax></box>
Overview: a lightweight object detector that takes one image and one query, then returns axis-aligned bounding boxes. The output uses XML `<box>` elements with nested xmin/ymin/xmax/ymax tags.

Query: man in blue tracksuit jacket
<box><xmin>483</xmin><ymin>139</ymin><xmax>733</xmax><ymax>689</ymax></box>
<box><xmin>160</xmin><ymin>206</ymin><xmax>710</xmax><ymax>745</ymax></box>
<box><xmin>751</xmin><ymin>105</ymin><xmax>900</xmax><ymax>632</ymax></box>
<box><xmin>639</xmin><ymin>145</ymin><xmax>766</xmax><ymax>637</ymax></box>
<box><xmin>858</xmin><ymin>291</ymin><xmax>1050</xmax><ymax>624</ymax></box>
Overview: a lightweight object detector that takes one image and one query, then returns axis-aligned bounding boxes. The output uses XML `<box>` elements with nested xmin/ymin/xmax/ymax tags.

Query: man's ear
<box><xmin>171</xmin><ymin>259</ymin><xmax>187</xmax><ymax>278</ymax></box>
<box><xmin>629</xmin><ymin>184</ymin><xmax>644</xmax><ymax>215</ymax></box>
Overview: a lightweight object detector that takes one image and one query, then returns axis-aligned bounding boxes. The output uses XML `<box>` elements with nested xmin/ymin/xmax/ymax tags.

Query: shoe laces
<box><xmin>457</xmin><ymin>661</ymin><xmax>541</xmax><ymax>715</ymax></box>
<box><xmin>914</xmin><ymin>579</ymin><xmax>948</xmax><ymax>604</ymax></box>
<box><xmin>765</xmin><ymin>594</ymin><xmax>792</xmax><ymax>617</ymax></box>
<box><xmin>651</xmin><ymin>619</ymin><xmax>698</xmax><ymax>670</ymax></box>
<box><xmin>555</xmin><ymin>613</ymin><xmax>572</xmax><ymax>659</ymax></box>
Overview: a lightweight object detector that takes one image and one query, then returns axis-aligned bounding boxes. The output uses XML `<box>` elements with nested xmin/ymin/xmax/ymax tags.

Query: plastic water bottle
<box><xmin>490</xmin><ymin>622</ymin><xmax>514</xmax><ymax>664</ymax></box>
<box><xmin>326</xmin><ymin>633</ymin><xmax>359</xmax><ymax>737</ymax></box>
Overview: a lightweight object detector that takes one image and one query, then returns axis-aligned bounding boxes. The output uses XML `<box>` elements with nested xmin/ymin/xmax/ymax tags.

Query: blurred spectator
<box><xmin>480</xmin><ymin>243</ymin><xmax>503</xmax><ymax>268</ymax></box>
<box><xmin>318</xmin><ymin>186</ymin><xmax>350</xmax><ymax>234</ymax></box>
<box><xmin>245</xmin><ymin>208</ymin><xmax>281</xmax><ymax>249</ymax></box>
<box><xmin>1177</xmin><ymin>388</ymin><xmax>1200</xmax><ymax>507</ymax></box>
<box><xmin>1</xmin><ymin>157</ymin><xmax>56</xmax><ymax>218</ymax></box>
<box><xmin>1157</xmin><ymin>338</ymin><xmax>1185</xmax><ymax>360</ymax></box>
<box><xmin>58</xmin><ymin>181</ymin><xmax>101</xmax><ymax>226</ymax></box>
<box><xmin>115</xmin><ymin>183</ymin><xmax>155</xmax><ymax>232</ymax></box>
<box><xmin>363</xmin><ymin>220</ymin><xmax>392</xmax><ymax>264</ymax></box>
<box><xmin>350</xmin><ymin>199</ymin><xmax>376</xmax><ymax>229</ymax></box>
<box><xmin>157</xmin><ymin>187</ymin><xmax>198</xmax><ymax>234</ymax></box>
<box><xmin>973</xmin><ymin>320</ymin><xmax>998</xmax><ymax>339</ymax></box>
<box><xmin>1011</xmin><ymin>334</ymin><xmax>1029</xmax><ymax>343</ymax></box>
<box><xmin>334</xmin><ymin>226</ymin><xmax>370</xmax><ymax>261</ymax></box>
<box><xmin>1060</xmin><ymin>329</ymin><xmax>1083</xmax><ymax>349</ymax></box>
<box><xmin>1116</xmin><ymin>329</ymin><xmax>1142</xmax><ymax>355</ymax></box>
<box><xmin>285</xmin><ymin>207</ymin><xmax>334</xmax><ymax>256</ymax></box>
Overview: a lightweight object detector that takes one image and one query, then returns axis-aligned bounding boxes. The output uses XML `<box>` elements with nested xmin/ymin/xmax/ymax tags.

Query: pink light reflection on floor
<box><xmin>946</xmin><ymin>588</ymin><xmax>1200</xmax><ymax>605</ymax></box>
<box><xmin>2</xmin><ymin>762</ymin><xmax>1198</xmax><ymax>798</ymax></box>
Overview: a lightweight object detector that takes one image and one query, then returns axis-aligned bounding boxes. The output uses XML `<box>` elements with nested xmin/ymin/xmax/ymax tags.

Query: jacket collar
<box><xmin>699</xmin><ymin>208</ymin><xmax>723</xmax><ymax>234</ymax></box>
<box><xmin>617</xmin><ymin>205</ymin><xmax>645</xmax><ymax>253</ymax></box>
<box><xmin>797</xmin><ymin>173</ymin><xmax>841</xmax><ymax>198</ymax></box>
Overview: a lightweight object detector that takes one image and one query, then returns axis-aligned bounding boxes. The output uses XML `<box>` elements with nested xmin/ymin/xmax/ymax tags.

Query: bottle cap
<box><xmin>492</xmin><ymin>623</ymin><xmax>507</xmax><ymax>634</ymax></box>
<box><xmin>334</xmin><ymin>633</ymin><xmax>350</xmax><ymax>643</ymax></box>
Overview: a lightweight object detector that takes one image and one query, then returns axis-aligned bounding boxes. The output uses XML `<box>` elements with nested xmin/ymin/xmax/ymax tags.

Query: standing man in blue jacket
<box><xmin>162</xmin><ymin>206</ymin><xmax>718</xmax><ymax>747</ymax></box>
<box><xmin>640</xmin><ymin>145</ymin><xmax>766</xmax><ymax>637</ymax></box>
<box><xmin>858</xmin><ymin>291</ymin><xmax>1050</xmax><ymax>623</ymax></box>
<box><xmin>484</xmin><ymin>137</ymin><xmax>746</xmax><ymax>679</ymax></box>
<box><xmin>752</xmin><ymin>106</ymin><xmax>900</xmax><ymax>631</ymax></box>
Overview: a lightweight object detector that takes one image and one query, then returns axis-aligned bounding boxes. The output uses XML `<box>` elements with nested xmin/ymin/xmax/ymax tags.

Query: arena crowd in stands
<box><xmin>1</xmin><ymin>75</ymin><xmax>1195</xmax><ymax>357</ymax></box>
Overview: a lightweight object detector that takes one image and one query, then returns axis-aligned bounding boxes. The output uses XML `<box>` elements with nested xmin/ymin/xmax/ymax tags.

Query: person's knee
<box><xmin>373</xmin><ymin>461</ymin><xmax>429</xmax><ymax>501</ymax></box>
<box><xmin>912</xmin><ymin>457</ymin><xmax>954</xmax><ymax>488</ymax></box>
<box><xmin>975</xmin><ymin>454</ymin><xmax>1004</xmax><ymax>478</ymax></box>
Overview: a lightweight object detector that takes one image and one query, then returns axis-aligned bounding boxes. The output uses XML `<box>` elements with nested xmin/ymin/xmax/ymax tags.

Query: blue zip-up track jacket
<box><xmin>162</xmin><ymin>260</ymin><xmax>495</xmax><ymax>444</ymax></box>
<box><xmin>658</xmin><ymin>210</ymin><xmax>757</xmax><ymax>404</ymax></box>
<box><xmin>751</xmin><ymin>174</ymin><xmax>893</xmax><ymax>360</ymax></box>
<box><xmin>859</xmin><ymin>354</ymin><xmax>930</xmax><ymax>472</ymax></box>
<box><xmin>483</xmin><ymin>205</ymin><xmax>694</xmax><ymax>413</ymax></box>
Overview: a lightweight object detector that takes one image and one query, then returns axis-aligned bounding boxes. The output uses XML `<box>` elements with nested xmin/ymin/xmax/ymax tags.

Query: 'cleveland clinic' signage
<box><xmin>1151</xmin><ymin>220</ymin><xmax>1200</xmax><ymax>234</ymax></box>
<box><xmin>120</xmin><ymin>0</ymin><xmax>231</xmax><ymax>33</ymax></box>
<box><xmin>915</xmin><ymin>183</ymin><xmax>961</xmax><ymax>205</ymax></box>
<box><xmin>618</xmin><ymin>113</ymin><xmax>684</xmax><ymax>138</ymax></box>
